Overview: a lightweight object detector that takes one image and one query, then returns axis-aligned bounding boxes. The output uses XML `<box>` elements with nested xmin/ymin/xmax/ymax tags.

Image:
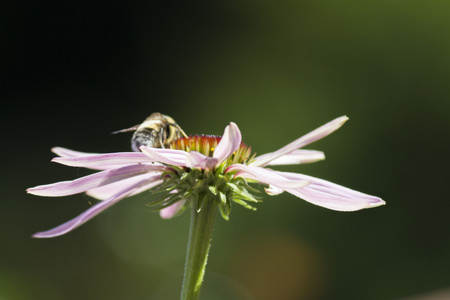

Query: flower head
<box><xmin>28</xmin><ymin>116</ymin><xmax>385</xmax><ymax>238</ymax></box>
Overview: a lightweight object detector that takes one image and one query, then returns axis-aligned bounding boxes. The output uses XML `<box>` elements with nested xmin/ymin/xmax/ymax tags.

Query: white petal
<box><xmin>32</xmin><ymin>174</ymin><xmax>158</xmax><ymax>238</ymax></box>
<box><xmin>213</xmin><ymin>122</ymin><xmax>242</xmax><ymax>166</ymax></box>
<box><xmin>275</xmin><ymin>171</ymin><xmax>385</xmax><ymax>211</ymax></box>
<box><xmin>185</xmin><ymin>151</ymin><xmax>218</xmax><ymax>169</ymax></box>
<box><xmin>86</xmin><ymin>173</ymin><xmax>163</xmax><ymax>200</ymax></box>
<box><xmin>264</xmin><ymin>185</ymin><xmax>284</xmax><ymax>195</ymax></box>
<box><xmin>251</xmin><ymin>116</ymin><xmax>348</xmax><ymax>167</ymax></box>
<box><xmin>227</xmin><ymin>164</ymin><xmax>310</xmax><ymax>190</ymax></box>
<box><xmin>258</xmin><ymin>150</ymin><xmax>325</xmax><ymax>166</ymax></box>
<box><xmin>52</xmin><ymin>147</ymin><xmax>99</xmax><ymax>158</ymax></box>
<box><xmin>140</xmin><ymin>146</ymin><xmax>188</xmax><ymax>166</ymax></box>
<box><xmin>53</xmin><ymin>152</ymin><xmax>155</xmax><ymax>170</ymax></box>
<box><xmin>27</xmin><ymin>164</ymin><xmax>165</xmax><ymax>197</ymax></box>
<box><xmin>160</xmin><ymin>199</ymin><xmax>187</xmax><ymax>219</ymax></box>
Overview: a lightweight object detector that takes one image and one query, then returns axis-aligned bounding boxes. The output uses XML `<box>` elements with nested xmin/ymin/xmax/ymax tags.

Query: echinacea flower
<box><xmin>27</xmin><ymin>116</ymin><xmax>385</xmax><ymax>238</ymax></box>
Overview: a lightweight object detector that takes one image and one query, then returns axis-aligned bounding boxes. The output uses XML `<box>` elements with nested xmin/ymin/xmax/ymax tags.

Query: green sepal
<box><xmin>238</xmin><ymin>193</ymin><xmax>260</xmax><ymax>203</ymax></box>
<box><xmin>193</xmin><ymin>179</ymin><xmax>204</xmax><ymax>190</ymax></box>
<box><xmin>214</xmin><ymin>163</ymin><xmax>226</xmax><ymax>176</ymax></box>
<box><xmin>197</xmin><ymin>192</ymin><xmax>213</xmax><ymax>213</ymax></box>
<box><xmin>232</xmin><ymin>197</ymin><xmax>257</xmax><ymax>211</ymax></box>
<box><xmin>146</xmin><ymin>192</ymin><xmax>179</xmax><ymax>208</ymax></box>
<box><xmin>147</xmin><ymin>195</ymin><xmax>181</xmax><ymax>211</ymax></box>
<box><xmin>180</xmin><ymin>171</ymin><xmax>191</xmax><ymax>181</ymax></box>
<box><xmin>146</xmin><ymin>195</ymin><xmax>170</xmax><ymax>207</ymax></box>
<box><xmin>208</xmin><ymin>185</ymin><xmax>217</xmax><ymax>195</ymax></box>
<box><xmin>237</xmin><ymin>186</ymin><xmax>261</xmax><ymax>202</ymax></box>
<box><xmin>218</xmin><ymin>201</ymin><xmax>231</xmax><ymax>221</ymax></box>
<box><xmin>154</xmin><ymin>177</ymin><xmax>177</xmax><ymax>192</ymax></box>
<box><xmin>218</xmin><ymin>191</ymin><xmax>227</xmax><ymax>205</ymax></box>
<box><xmin>225</xmin><ymin>182</ymin><xmax>240</xmax><ymax>193</ymax></box>
<box><xmin>164</xmin><ymin>183</ymin><xmax>180</xmax><ymax>192</ymax></box>
<box><xmin>238</xmin><ymin>178</ymin><xmax>261</xmax><ymax>194</ymax></box>
<box><xmin>169</xmin><ymin>165</ymin><xmax>185</xmax><ymax>174</ymax></box>
<box><xmin>183</xmin><ymin>187</ymin><xmax>195</xmax><ymax>199</ymax></box>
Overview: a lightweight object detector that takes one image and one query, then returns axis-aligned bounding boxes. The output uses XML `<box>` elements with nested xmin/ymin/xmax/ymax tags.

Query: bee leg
<box><xmin>159</xmin><ymin>128</ymin><xmax>166</xmax><ymax>149</ymax></box>
<box><xmin>171</xmin><ymin>123</ymin><xmax>188</xmax><ymax>138</ymax></box>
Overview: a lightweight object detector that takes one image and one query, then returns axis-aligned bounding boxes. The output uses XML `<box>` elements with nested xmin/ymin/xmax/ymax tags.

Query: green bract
<box><xmin>148</xmin><ymin>135</ymin><xmax>260</xmax><ymax>220</ymax></box>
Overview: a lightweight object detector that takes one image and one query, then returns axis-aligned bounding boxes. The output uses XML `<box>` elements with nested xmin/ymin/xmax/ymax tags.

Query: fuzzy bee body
<box><xmin>114</xmin><ymin>113</ymin><xmax>187</xmax><ymax>151</ymax></box>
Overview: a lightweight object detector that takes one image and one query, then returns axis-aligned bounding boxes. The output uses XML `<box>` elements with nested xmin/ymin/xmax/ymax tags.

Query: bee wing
<box><xmin>111</xmin><ymin>125</ymin><xmax>140</xmax><ymax>134</ymax></box>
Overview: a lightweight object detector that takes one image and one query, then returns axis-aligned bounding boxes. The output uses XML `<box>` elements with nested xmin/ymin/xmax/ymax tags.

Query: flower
<box><xmin>27</xmin><ymin>116</ymin><xmax>385</xmax><ymax>238</ymax></box>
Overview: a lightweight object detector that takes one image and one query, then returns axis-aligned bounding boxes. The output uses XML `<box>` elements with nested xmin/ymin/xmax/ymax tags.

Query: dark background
<box><xmin>2</xmin><ymin>1</ymin><xmax>450</xmax><ymax>299</ymax></box>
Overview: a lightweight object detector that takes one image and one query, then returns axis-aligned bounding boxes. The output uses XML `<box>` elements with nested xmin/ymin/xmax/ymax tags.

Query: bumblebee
<box><xmin>114</xmin><ymin>113</ymin><xmax>187</xmax><ymax>151</ymax></box>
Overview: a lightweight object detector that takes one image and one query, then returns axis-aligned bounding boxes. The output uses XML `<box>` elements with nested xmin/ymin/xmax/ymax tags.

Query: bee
<box><xmin>113</xmin><ymin>113</ymin><xmax>187</xmax><ymax>151</ymax></box>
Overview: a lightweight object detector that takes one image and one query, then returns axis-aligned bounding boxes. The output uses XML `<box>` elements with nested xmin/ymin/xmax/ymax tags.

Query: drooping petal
<box><xmin>86</xmin><ymin>173</ymin><xmax>163</xmax><ymax>200</ymax></box>
<box><xmin>53</xmin><ymin>152</ymin><xmax>156</xmax><ymax>170</ymax></box>
<box><xmin>140</xmin><ymin>146</ymin><xmax>188</xmax><ymax>166</ymax></box>
<box><xmin>274</xmin><ymin>171</ymin><xmax>385</xmax><ymax>211</ymax></box>
<box><xmin>185</xmin><ymin>151</ymin><xmax>218</xmax><ymax>169</ymax></box>
<box><xmin>27</xmin><ymin>164</ymin><xmax>166</xmax><ymax>197</ymax></box>
<box><xmin>160</xmin><ymin>199</ymin><xmax>187</xmax><ymax>219</ymax></box>
<box><xmin>286</xmin><ymin>186</ymin><xmax>384</xmax><ymax>211</ymax></box>
<box><xmin>264</xmin><ymin>185</ymin><xmax>284</xmax><ymax>195</ymax></box>
<box><xmin>257</xmin><ymin>149</ymin><xmax>325</xmax><ymax>166</ymax></box>
<box><xmin>227</xmin><ymin>164</ymin><xmax>311</xmax><ymax>190</ymax></box>
<box><xmin>32</xmin><ymin>175</ymin><xmax>157</xmax><ymax>238</ymax></box>
<box><xmin>52</xmin><ymin>147</ymin><xmax>99</xmax><ymax>158</ymax></box>
<box><xmin>251</xmin><ymin>116</ymin><xmax>348</xmax><ymax>167</ymax></box>
<box><xmin>213</xmin><ymin>122</ymin><xmax>242</xmax><ymax>165</ymax></box>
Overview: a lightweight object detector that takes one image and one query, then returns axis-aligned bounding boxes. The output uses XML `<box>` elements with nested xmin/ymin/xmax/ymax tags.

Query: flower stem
<box><xmin>181</xmin><ymin>196</ymin><xmax>219</xmax><ymax>300</ymax></box>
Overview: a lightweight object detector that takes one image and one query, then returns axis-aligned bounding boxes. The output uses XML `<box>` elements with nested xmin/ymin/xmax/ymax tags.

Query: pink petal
<box><xmin>213</xmin><ymin>122</ymin><xmax>242</xmax><ymax>165</ymax></box>
<box><xmin>140</xmin><ymin>146</ymin><xmax>188</xmax><ymax>166</ymax></box>
<box><xmin>264</xmin><ymin>185</ymin><xmax>284</xmax><ymax>195</ymax></box>
<box><xmin>159</xmin><ymin>199</ymin><xmax>187</xmax><ymax>219</ymax></box>
<box><xmin>251</xmin><ymin>116</ymin><xmax>348</xmax><ymax>167</ymax></box>
<box><xmin>52</xmin><ymin>147</ymin><xmax>99</xmax><ymax>158</ymax></box>
<box><xmin>27</xmin><ymin>164</ymin><xmax>166</xmax><ymax>197</ymax></box>
<box><xmin>52</xmin><ymin>152</ymin><xmax>156</xmax><ymax>170</ymax></box>
<box><xmin>275</xmin><ymin>171</ymin><xmax>385</xmax><ymax>211</ymax></box>
<box><xmin>32</xmin><ymin>174</ymin><xmax>158</xmax><ymax>238</ymax></box>
<box><xmin>227</xmin><ymin>165</ymin><xmax>311</xmax><ymax>190</ymax></box>
<box><xmin>86</xmin><ymin>173</ymin><xmax>163</xmax><ymax>200</ymax></box>
<box><xmin>185</xmin><ymin>151</ymin><xmax>218</xmax><ymax>169</ymax></box>
<box><xmin>257</xmin><ymin>150</ymin><xmax>325</xmax><ymax>166</ymax></box>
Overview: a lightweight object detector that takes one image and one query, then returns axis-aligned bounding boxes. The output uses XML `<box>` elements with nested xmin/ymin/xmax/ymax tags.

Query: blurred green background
<box><xmin>2</xmin><ymin>1</ymin><xmax>450</xmax><ymax>299</ymax></box>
